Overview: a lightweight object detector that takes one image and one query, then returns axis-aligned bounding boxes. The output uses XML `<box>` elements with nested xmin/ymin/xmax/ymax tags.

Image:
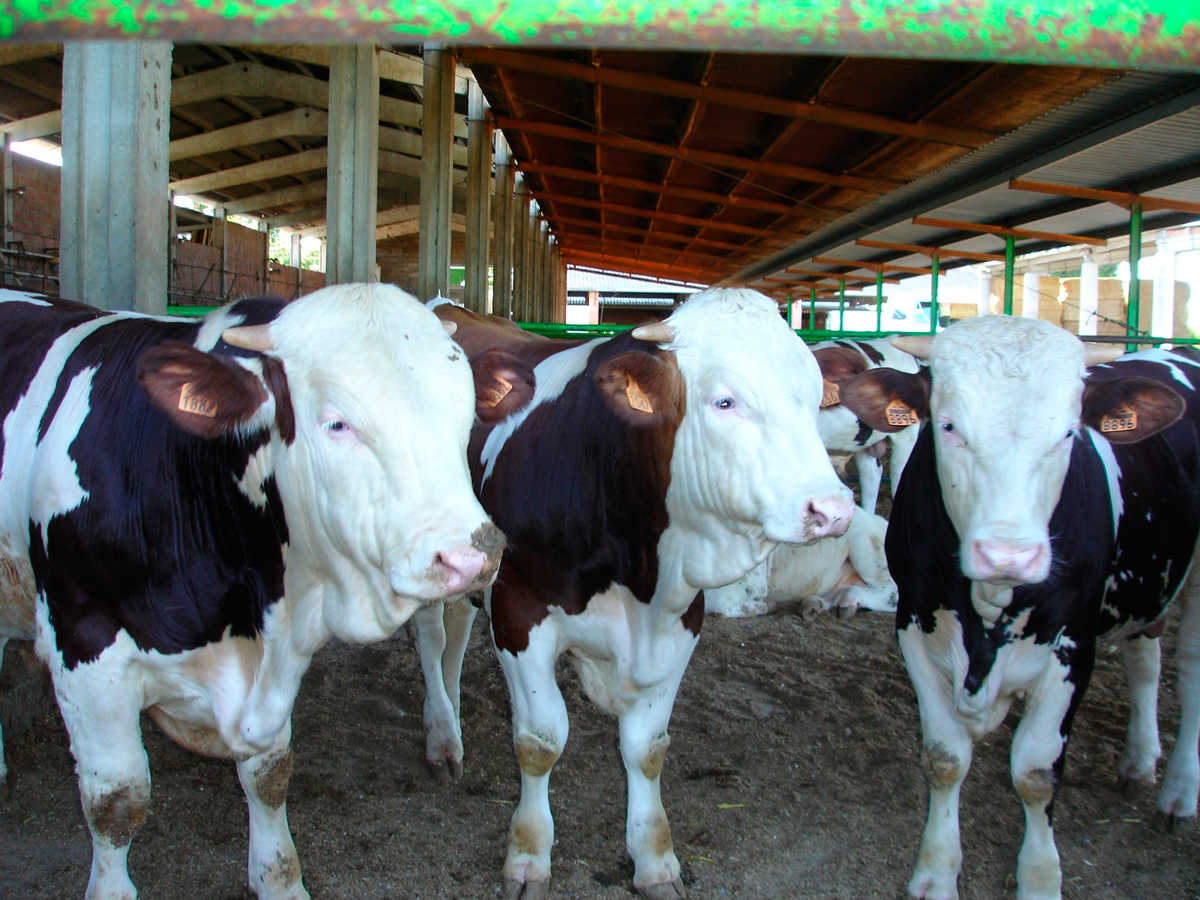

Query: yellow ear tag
<box><xmin>885</xmin><ymin>398</ymin><xmax>919</xmax><ymax>427</ymax></box>
<box><xmin>1100</xmin><ymin>405</ymin><xmax>1138</xmax><ymax>433</ymax></box>
<box><xmin>625</xmin><ymin>380</ymin><xmax>654</xmax><ymax>414</ymax></box>
<box><xmin>483</xmin><ymin>375</ymin><xmax>514</xmax><ymax>408</ymax></box>
<box><xmin>178</xmin><ymin>382</ymin><xmax>218</xmax><ymax>418</ymax></box>
<box><xmin>820</xmin><ymin>380</ymin><xmax>840</xmax><ymax>408</ymax></box>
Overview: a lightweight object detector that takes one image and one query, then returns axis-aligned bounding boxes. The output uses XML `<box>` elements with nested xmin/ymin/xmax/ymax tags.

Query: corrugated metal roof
<box><xmin>734</xmin><ymin>71</ymin><xmax>1200</xmax><ymax>287</ymax></box>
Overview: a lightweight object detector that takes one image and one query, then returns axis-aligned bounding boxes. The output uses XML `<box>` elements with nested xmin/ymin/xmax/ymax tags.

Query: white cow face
<box><xmin>841</xmin><ymin>316</ymin><xmax>1184</xmax><ymax>590</ymax></box>
<box><xmin>141</xmin><ymin>283</ymin><xmax>504</xmax><ymax>644</ymax></box>
<box><xmin>641</xmin><ymin>288</ymin><xmax>853</xmax><ymax>587</ymax></box>
<box><xmin>926</xmin><ymin>317</ymin><xmax>1088</xmax><ymax>584</ymax></box>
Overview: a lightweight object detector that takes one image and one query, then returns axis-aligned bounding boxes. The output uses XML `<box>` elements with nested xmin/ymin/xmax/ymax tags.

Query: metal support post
<box><xmin>1002</xmin><ymin>237</ymin><xmax>1015</xmax><ymax>314</ymax></box>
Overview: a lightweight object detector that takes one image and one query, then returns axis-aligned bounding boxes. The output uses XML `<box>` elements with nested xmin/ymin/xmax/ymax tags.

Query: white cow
<box><xmin>813</xmin><ymin>338</ymin><xmax>921</xmax><ymax>514</ymax></box>
<box><xmin>704</xmin><ymin>506</ymin><xmax>897</xmax><ymax>618</ymax></box>
<box><xmin>0</xmin><ymin>284</ymin><xmax>521</xmax><ymax>898</ymax></box>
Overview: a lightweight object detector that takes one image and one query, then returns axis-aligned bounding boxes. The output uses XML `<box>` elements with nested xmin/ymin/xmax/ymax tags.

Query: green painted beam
<box><xmin>4</xmin><ymin>2</ymin><xmax>1199</xmax><ymax>71</ymax></box>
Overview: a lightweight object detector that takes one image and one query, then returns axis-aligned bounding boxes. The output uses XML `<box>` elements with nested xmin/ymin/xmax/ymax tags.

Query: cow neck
<box><xmin>477</xmin><ymin>334</ymin><xmax>687</xmax><ymax>657</ymax></box>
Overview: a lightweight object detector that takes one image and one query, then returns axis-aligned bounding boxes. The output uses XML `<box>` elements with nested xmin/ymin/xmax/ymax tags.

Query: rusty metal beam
<box><xmin>1009</xmin><ymin>178</ymin><xmax>1200</xmax><ymax>216</ymax></box>
<box><xmin>812</xmin><ymin>254</ymin><xmax>931</xmax><ymax>275</ymax></box>
<box><xmin>854</xmin><ymin>238</ymin><xmax>1007</xmax><ymax>262</ymax></box>
<box><xmin>912</xmin><ymin>215</ymin><xmax>1108</xmax><ymax>247</ymax></box>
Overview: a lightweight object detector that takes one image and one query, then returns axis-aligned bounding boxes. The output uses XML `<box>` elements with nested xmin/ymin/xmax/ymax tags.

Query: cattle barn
<box><xmin>1</xmin><ymin>8</ymin><xmax>1200</xmax><ymax>898</ymax></box>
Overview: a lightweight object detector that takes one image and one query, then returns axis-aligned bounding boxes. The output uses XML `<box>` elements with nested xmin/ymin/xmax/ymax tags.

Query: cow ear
<box><xmin>137</xmin><ymin>341</ymin><xmax>269</xmax><ymax>438</ymax></box>
<box><xmin>838</xmin><ymin>367</ymin><xmax>931</xmax><ymax>433</ymax></box>
<box><xmin>1082</xmin><ymin>376</ymin><xmax>1184</xmax><ymax>444</ymax></box>
<box><xmin>470</xmin><ymin>349</ymin><xmax>536</xmax><ymax>423</ymax></box>
<box><xmin>594</xmin><ymin>351</ymin><xmax>682</xmax><ymax>426</ymax></box>
<box><xmin>812</xmin><ymin>346</ymin><xmax>869</xmax><ymax>408</ymax></box>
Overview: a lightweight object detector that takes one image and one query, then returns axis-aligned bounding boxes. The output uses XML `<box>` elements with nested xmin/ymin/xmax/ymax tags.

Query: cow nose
<box><xmin>805</xmin><ymin>494</ymin><xmax>855</xmax><ymax>540</ymax></box>
<box><xmin>433</xmin><ymin>523</ymin><xmax>506</xmax><ymax>594</ymax></box>
<box><xmin>434</xmin><ymin>546</ymin><xmax>491</xmax><ymax>594</ymax></box>
<box><xmin>970</xmin><ymin>539</ymin><xmax>1047</xmax><ymax>584</ymax></box>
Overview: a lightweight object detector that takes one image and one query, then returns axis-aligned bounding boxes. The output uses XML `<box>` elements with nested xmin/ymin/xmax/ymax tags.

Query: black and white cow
<box><xmin>812</xmin><ymin>338</ymin><xmax>921</xmax><ymax>514</ymax></box>
<box><xmin>841</xmin><ymin>315</ymin><xmax>1200</xmax><ymax>899</ymax></box>
<box><xmin>430</xmin><ymin>288</ymin><xmax>854</xmax><ymax>899</ymax></box>
<box><xmin>0</xmin><ymin>284</ymin><xmax>521</xmax><ymax>898</ymax></box>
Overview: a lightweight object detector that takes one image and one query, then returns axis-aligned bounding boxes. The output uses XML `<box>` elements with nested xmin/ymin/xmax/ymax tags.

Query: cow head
<box><xmin>841</xmin><ymin>316</ymin><xmax>1184</xmax><ymax>590</ymax></box>
<box><xmin>139</xmin><ymin>283</ymin><xmax>508</xmax><ymax>644</ymax></box>
<box><xmin>635</xmin><ymin>288</ymin><xmax>854</xmax><ymax>588</ymax></box>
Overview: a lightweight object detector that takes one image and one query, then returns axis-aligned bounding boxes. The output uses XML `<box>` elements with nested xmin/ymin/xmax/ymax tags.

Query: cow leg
<box><xmin>54</xmin><ymin>673</ymin><xmax>150</xmax><ymax>899</ymax></box>
<box><xmin>618</xmin><ymin>629</ymin><xmax>697</xmax><ymax>899</ymax></box>
<box><xmin>0</xmin><ymin>637</ymin><xmax>7</xmax><ymax>786</ymax></box>
<box><xmin>899</xmin><ymin>625</ymin><xmax>972</xmax><ymax>900</ymax></box>
<box><xmin>237</xmin><ymin>723</ymin><xmax>309</xmax><ymax>900</ymax></box>
<box><xmin>413</xmin><ymin>598</ymin><xmax>476</xmax><ymax>781</ymax></box>
<box><xmin>1009</xmin><ymin>664</ymin><xmax>1078</xmax><ymax>900</ymax></box>
<box><xmin>854</xmin><ymin>449</ymin><xmax>884</xmax><ymax>515</ymax></box>
<box><xmin>1159</xmin><ymin>575</ymin><xmax>1200</xmax><ymax>825</ymax></box>
<box><xmin>1118</xmin><ymin>634</ymin><xmax>1162</xmax><ymax>787</ymax></box>
<box><xmin>494</xmin><ymin>623</ymin><xmax>568</xmax><ymax>900</ymax></box>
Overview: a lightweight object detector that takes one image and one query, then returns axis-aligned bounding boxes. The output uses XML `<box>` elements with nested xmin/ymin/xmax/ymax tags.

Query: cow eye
<box><xmin>940</xmin><ymin>421</ymin><xmax>955</xmax><ymax>433</ymax></box>
<box><xmin>321</xmin><ymin>414</ymin><xmax>358</xmax><ymax>443</ymax></box>
<box><xmin>713</xmin><ymin>396</ymin><xmax>736</xmax><ymax>411</ymax></box>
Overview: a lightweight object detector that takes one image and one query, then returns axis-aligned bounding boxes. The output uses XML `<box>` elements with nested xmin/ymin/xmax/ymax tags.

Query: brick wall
<box><xmin>377</xmin><ymin>232</ymin><xmax>466</xmax><ymax>300</ymax></box>
<box><xmin>268</xmin><ymin>262</ymin><xmax>325</xmax><ymax>299</ymax></box>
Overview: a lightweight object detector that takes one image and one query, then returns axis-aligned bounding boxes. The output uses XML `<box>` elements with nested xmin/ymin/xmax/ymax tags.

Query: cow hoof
<box><xmin>425</xmin><ymin>757</ymin><xmax>464</xmax><ymax>783</ymax></box>
<box><xmin>1153</xmin><ymin>809</ymin><xmax>1197</xmax><ymax>833</ymax></box>
<box><xmin>636</xmin><ymin>878</ymin><xmax>686</xmax><ymax>899</ymax></box>
<box><xmin>503</xmin><ymin>876</ymin><xmax>550</xmax><ymax>900</ymax></box>
<box><xmin>1118</xmin><ymin>774</ymin><xmax>1153</xmax><ymax>798</ymax></box>
<box><xmin>797</xmin><ymin>597</ymin><xmax>824</xmax><ymax>620</ymax></box>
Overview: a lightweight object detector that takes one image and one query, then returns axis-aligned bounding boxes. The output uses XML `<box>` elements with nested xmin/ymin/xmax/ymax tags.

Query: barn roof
<box><xmin>1</xmin><ymin>44</ymin><xmax>1197</xmax><ymax>301</ymax></box>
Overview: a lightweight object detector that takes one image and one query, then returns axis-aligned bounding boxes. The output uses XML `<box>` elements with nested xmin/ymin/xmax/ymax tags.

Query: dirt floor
<box><xmin>0</xmin><ymin>598</ymin><xmax>1198</xmax><ymax>900</ymax></box>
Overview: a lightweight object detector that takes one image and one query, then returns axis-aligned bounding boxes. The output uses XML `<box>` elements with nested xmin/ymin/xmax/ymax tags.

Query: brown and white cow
<box><xmin>429</xmin><ymin>288</ymin><xmax>853</xmax><ymax>899</ymax></box>
<box><xmin>0</xmin><ymin>284</ymin><xmax>522</xmax><ymax>898</ymax></box>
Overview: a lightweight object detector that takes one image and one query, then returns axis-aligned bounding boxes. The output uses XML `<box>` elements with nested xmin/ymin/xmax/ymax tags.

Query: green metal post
<box><xmin>929</xmin><ymin>254</ymin><xmax>940</xmax><ymax>333</ymax></box>
<box><xmin>1003</xmin><ymin>236</ymin><xmax>1015</xmax><ymax>315</ymax></box>
<box><xmin>1128</xmin><ymin>201</ymin><xmax>1143</xmax><ymax>351</ymax></box>
<box><xmin>785</xmin><ymin>294</ymin><xmax>792</xmax><ymax>327</ymax></box>
<box><xmin>875</xmin><ymin>272</ymin><xmax>884</xmax><ymax>333</ymax></box>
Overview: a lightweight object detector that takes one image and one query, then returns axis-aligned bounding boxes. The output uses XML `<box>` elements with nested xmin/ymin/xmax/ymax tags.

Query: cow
<box><xmin>0</xmin><ymin>283</ymin><xmax>526</xmax><ymax>899</ymax></box>
<box><xmin>703</xmin><ymin>505</ymin><xmax>897</xmax><ymax>618</ymax></box>
<box><xmin>838</xmin><ymin>315</ymin><xmax>1200</xmax><ymax>900</ymax></box>
<box><xmin>812</xmin><ymin>338</ymin><xmax>921</xmax><ymax>514</ymax></box>
<box><xmin>430</xmin><ymin>287</ymin><xmax>854</xmax><ymax>899</ymax></box>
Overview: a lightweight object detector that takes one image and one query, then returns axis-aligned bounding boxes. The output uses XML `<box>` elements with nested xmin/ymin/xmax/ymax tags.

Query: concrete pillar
<box><xmin>290</xmin><ymin>231</ymin><xmax>303</xmax><ymax>298</ymax></box>
<box><xmin>492</xmin><ymin>135</ymin><xmax>514</xmax><ymax>317</ymax></box>
<box><xmin>214</xmin><ymin>207</ymin><xmax>227</xmax><ymax>300</ymax></box>
<box><xmin>60</xmin><ymin>42</ymin><xmax>171</xmax><ymax>312</ymax></box>
<box><xmin>587</xmin><ymin>289</ymin><xmax>600</xmax><ymax>325</ymax></box>
<box><xmin>1152</xmin><ymin>231</ymin><xmax>1177</xmax><ymax>339</ymax></box>
<box><xmin>977</xmin><ymin>269</ymin><xmax>992</xmax><ymax>317</ymax></box>
<box><xmin>325</xmin><ymin>45</ymin><xmax>379</xmax><ymax>285</ymax></box>
<box><xmin>465</xmin><ymin>81</ymin><xmax>492</xmax><ymax>313</ymax></box>
<box><xmin>1022</xmin><ymin>272</ymin><xmax>1041</xmax><ymax>319</ymax></box>
<box><xmin>1079</xmin><ymin>250</ymin><xmax>1099</xmax><ymax>336</ymax></box>
<box><xmin>512</xmin><ymin>178</ymin><xmax>530</xmax><ymax>319</ymax></box>
<box><xmin>532</xmin><ymin>219</ymin><xmax>546</xmax><ymax>322</ymax></box>
<box><xmin>2</xmin><ymin>134</ymin><xmax>12</xmax><ymax>250</ymax></box>
<box><xmin>419</xmin><ymin>46</ymin><xmax>454</xmax><ymax>300</ymax></box>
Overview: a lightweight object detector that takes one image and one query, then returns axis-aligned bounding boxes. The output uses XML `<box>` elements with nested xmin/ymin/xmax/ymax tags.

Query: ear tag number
<box><xmin>885</xmin><ymin>398</ymin><xmax>919</xmax><ymax>427</ymax></box>
<box><xmin>483</xmin><ymin>375</ymin><xmax>514</xmax><ymax>408</ymax></box>
<box><xmin>625</xmin><ymin>380</ymin><xmax>654</xmax><ymax>414</ymax></box>
<box><xmin>1100</xmin><ymin>405</ymin><xmax>1138</xmax><ymax>433</ymax></box>
<box><xmin>178</xmin><ymin>382</ymin><xmax>218</xmax><ymax>418</ymax></box>
<box><xmin>821</xmin><ymin>380</ymin><xmax>840</xmax><ymax>408</ymax></box>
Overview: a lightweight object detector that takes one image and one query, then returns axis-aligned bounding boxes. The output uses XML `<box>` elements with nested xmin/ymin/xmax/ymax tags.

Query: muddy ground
<box><xmin>0</xmin><ymin>599</ymin><xmax>1197</xmax><ymax>899</ymax></box>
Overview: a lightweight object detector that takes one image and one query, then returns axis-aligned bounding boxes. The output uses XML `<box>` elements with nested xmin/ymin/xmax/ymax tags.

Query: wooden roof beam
<box><xmin>912</xmin><ymin>215</ymin><xmax>1107</xmax><ymax>247</ymax></box>
<box><xmin>519</xmin><ymin>161</ymin><xmax>802</xmax><ymax>217</ymax></box>
<box><xmin>812</xmin><ymin>255</ymin><xmax>931</xmax><ymax>275</ymax></box>
<box><xmin>557</xmin><ymin>237</ymin><xmax>725</xmax><ymax>265</ymax></box>
<box><xmin>562</xmin><ymin>249</ymin><xmax>713</xmax><ymax>281</ymax></box>
<box><xmin>854</xmin><ymin>238</ymin><xmax>1006</xmax><ymax>262</ymax></box>
<box><xmin>535</xmin><ymin>191</ymin><xmax>787</xmax><ymax>241</ymax></box>
<box><xmin>462</xmin><ymin>47</ymin><xmax>996</xmax><ymax>148</ymax></box>
<box><xmin>494</xmin><ymin>117</ymin><xmax>900</xmax><ymax>194</ymax></box>
<box><xmin>549</xmin><ymin>213</ymin><xmax>756</xmax><ymax>253</ymax></box>
<box><xmin>1009</xmin><ymin>178</ymin><xmax>1200</xmax><ymax>216</ymax></box>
